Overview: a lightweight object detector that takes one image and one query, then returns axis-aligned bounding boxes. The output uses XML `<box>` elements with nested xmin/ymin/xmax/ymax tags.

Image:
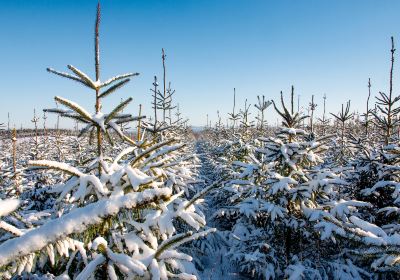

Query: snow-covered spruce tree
<box><xmin>228</xmin><ymin>88</ymin><xmax>241</xmax><ymax>134</ymax></box>
<box><xmin>0</xmin><ymin>4</ymin><xmax>214</xmax><ymax>279</ymax></box>
<box><xmin>314</xmin><ymin>37</ymin><xmax>400</xmax><ymax>278</ymax></box>
<box><xmin>254</xmin><ymin>95</ymin><xmax>272</xmax><ymax>133</ymax></box>
<box><xmin>329</xmin><ymin>100</ymin><xmax>355</xmax><ymax>165</ymax></box>
<box><xmin>213</xmin><ymin>89</ymin><xmax>355</xmax><ymax>278</ymax></box>
<box><xmin>30</xmin><ymin>109</ymin><xmax>41</xmax><ymax>160</ymax></box>
<box><xmin>0</xmin><ymin>128</ymin><xmax>27</xmax><ymax>196</ymax></box>
<box><xmin>370</xmin><ymin>37</ymin><xmax>400</xmax><ymax>146</ymax></box>
<box><xmin>238</xmin><ymin>99</ymin><xmax>254</xmax><ymax>139</ymax></box>
<box><xmin>143</xmin><ymin>75</ymin><xmax>173</xmax><ymax>137</ymax></box>
<box><xmin>316</xmin><ymin>94</ymin><xmax>330</xmax><ymax>136</ymax></box>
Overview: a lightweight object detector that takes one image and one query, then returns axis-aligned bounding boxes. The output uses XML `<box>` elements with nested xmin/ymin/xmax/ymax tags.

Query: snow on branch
<box><xmin>29</xmin><ymin>160</ymin><xmax>84</xmax><ymax>176</ymax></box>
<box><xmin>0</xmin><ymin>199</ymin><xmax>20</xmax><ymax>217</ymax></box>
<box><xmin>55</xmin><ymin>96</ymin><xmax>93</xmax><ymax>122</ymax></box>
<box><xmin>67</xmin><ymin>65</ymin><xmax>97</xmax><ymax>89</ymax></box>
<box><xmin>46</xmin><ymin>67</ymin><xmax>90</xmax><ymax>88</ymax></box>
<box><xmin>100</xmin><ymin>73</ymin><xmax>139</xmax><ymax>88</ymax></box>
<box><xmin>0</xmin><ymin>188</ymin><xmax>172</xmax><ymax>267</ymax></box>
<box><xmin>155</xmin><ymin>228</ymin><xmax>216</xmax><ymax>259</ymax></box>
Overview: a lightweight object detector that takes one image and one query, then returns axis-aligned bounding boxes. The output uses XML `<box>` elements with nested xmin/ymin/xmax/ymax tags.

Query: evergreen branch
<box><xmin>99</xmin><ymin>78</ymin><xmax>130</xmax><ymax>99</ymax></box>
<box><xmin>155</xmin><ymin>228</ymin><xmax>216</xmax><ymax>259</ymax></box>
<box><xmin>105</xmin><ymin>97</ymin><xmax>133</xmax><ymax>124</ymax></box>
<box><xmin>131</xmin><ymin>138</ymin><xmax>176</xmax><ymax>167</ymax></box>
<box><xmin>141</xmin><ymin>144</ymin><xmax>186</xmax><ymax>167</ymax></box>
<box><xmin>29</xmin><ymin>160</ymin><xmax>82</xmax><ymax>177</ymax></box>
<box><xmin>79</xmin><ymin>124</ymin><xmax>93</xmax><ymax>138</ymax></box>
<box><xmin>0</xmin><ymin>188</ymin><xmax>172</xmax><ymax>267</ymax></box>
<box><xmin>104</xmin><ymin>129</ymin><xmax>115</xmax><ymax>146</ymax></box>
<box><xmin>55</xmin><ymin>96</ymin><xmax>93</xmax><ymax>123</ymax></box>
<box><xmin>100</xmin><ymin>73</ymin><xmax>139</xmax><ymax>88</ymax></box>
<box><xmin>67</xmin><ymin>65</ymin><xmax>97</xmax><ymax>89</ymax></box>
<box><xmin>184</xmin><ymin>176</ymin><xmax>228</xmax><ymax>210</ymax></box>
<box><xmin>47</xmin><ymin>68</ymin><xmax>89</xmax><ymax>87</ymax></box>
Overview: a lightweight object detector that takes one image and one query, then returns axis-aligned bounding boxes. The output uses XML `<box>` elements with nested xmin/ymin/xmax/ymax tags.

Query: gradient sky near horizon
<box><xmin>1</xmin><ymin>0</ymin><xmax>400</xmax><ymax>128</ymax></box>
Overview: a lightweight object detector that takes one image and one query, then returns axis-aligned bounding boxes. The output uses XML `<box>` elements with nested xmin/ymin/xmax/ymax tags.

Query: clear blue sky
<box><xmin>1</xmin><ymin>0</ymin><xmax>400</xmax><ymax>128</ymax></box>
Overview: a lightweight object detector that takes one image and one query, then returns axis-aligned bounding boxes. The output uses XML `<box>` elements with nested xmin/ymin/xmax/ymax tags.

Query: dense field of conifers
<box><xmin>1</xmin><ymin>3</ymin><xmax>400</xmax><ymax>280</ymax></box>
